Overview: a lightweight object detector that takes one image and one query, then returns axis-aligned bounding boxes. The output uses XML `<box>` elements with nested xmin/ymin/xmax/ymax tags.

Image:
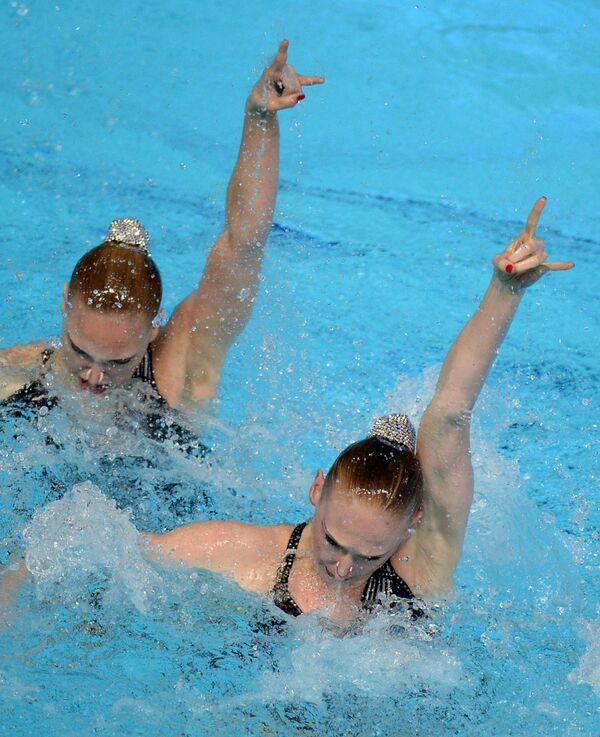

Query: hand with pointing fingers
<box><xmin>492</xmin><ymin>197</ymin><xmax>574</xmax><ymax>291</ymax></box>
<box><xmin>246</xmin><ymin>39</ymin><xmax>325</xmax><ymax>114</ymax></box>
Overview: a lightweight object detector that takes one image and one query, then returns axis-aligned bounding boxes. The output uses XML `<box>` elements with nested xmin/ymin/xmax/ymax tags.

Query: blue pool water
<box><xmin>1</xmin><ymin>1</ymin><xmax>599</xmax><ymax>735</ymax></box>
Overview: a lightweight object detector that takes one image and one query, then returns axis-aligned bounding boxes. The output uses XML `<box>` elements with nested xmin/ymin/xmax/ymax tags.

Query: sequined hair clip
<box><xmin>368</xmin><ymin>413</ymin><xmax>416</xmax><ymax>454</ymax></box>
<box><xmin>105</xmin><ymin>217</ymin><xmax>151</xmax><ymax>252</ymax></box>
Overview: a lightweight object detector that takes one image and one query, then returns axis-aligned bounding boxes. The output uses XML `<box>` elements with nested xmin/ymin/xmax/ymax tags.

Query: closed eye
<box><xmin>68</xmin><ymin>336</ymin><xmax>93</xmax><ymax>362</ymax></box>
<box><xmin>68</xmin><ymin>335</ymin><xmax>135</xmax><ymax>367</ymax></box>
<box><xmin>324</xmin><ymin>533</ymin><xmax>341</xmax><ymax>549</ymax></box>
<box><xmin>323</xmin><ymin>525</ymin><xmax>384</xmax><ymax>561</ymax></box>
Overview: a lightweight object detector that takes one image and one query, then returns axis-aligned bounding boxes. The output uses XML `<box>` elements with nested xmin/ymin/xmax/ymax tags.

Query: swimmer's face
<box><xmin>61</xmin><ymin>292</ymin><xmax>157</xmax><ymax>393</ymax></box>
<box><xmin>309</xmin><ymin>471</ymin><xmax>414</xmax><ymax>584</ymax></box>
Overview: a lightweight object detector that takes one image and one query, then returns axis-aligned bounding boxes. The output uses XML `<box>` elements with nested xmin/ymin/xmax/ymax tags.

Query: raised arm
<box><xmin>156</xmin><ymin>41</ymin><xmax>324</xmax><ymax>406</ymax></box>
<box><xmin>415</xmin><ymin>197</ymin><xmax>574</xmax><ymax>581</ymax></box>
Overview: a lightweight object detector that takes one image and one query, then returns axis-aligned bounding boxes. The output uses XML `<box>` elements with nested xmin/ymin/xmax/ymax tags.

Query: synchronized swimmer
<box><xmin>0</xmin><ymin>41</ymin><xmax>324</xmax><ymax>415</ymax></box>
<box><xmin>144</xmin><ymin>198</ymin><xmax>572</xmax><ymax>619</ymax></box>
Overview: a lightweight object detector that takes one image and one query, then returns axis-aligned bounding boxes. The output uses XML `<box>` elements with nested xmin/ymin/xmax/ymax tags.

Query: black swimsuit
<box><xmin>273</xmin><ymin>522</ymin><xmax>418</xmax><ymax>617</ymax></box>
<box><xmin>129</xmin><ymin>344</ymin><xmax>207</xmax><ymax>452</ymax></box>
<box><xmin>2</xmin><ymin>345</ymin><xmax>207</xmax><ymax>454</ymax></box>
<box><xmin>4</xmin><ymin>348</ymin><xmax>58</xmax><ymax>413</ymax></box>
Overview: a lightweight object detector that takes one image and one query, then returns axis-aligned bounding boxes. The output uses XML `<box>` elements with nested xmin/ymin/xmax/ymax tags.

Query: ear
<box><xmin>61</xmin><ymin>282</ymin><xmax>70</xmax><ymax>315</ymax></box>
<box><xmin>309</xmin><ymin>469</ymin><xmax>325</xmax><ymax>507</ymax></box>
<box><xmin>150</xmin><ymin>307</ymin><xmax>166</xmax><ymax>341</ymax></box>
<box><xmin>412</xmin><ymin>507</ymin><xmax>424</xmax><ymax>526</ymax></box>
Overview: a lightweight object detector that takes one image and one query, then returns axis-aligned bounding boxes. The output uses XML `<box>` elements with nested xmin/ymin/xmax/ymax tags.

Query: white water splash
<box><xmin>22</xmin><ymin>481</ymin><xmax>164</xmax><ymax>614</ymax></box>
<box><xmin>569</xmin><ymin>614</ymin><xmax>600</xmax><ymax>697</ymax></box>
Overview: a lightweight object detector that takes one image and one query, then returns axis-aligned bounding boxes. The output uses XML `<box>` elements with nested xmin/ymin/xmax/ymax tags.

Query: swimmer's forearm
<box><xmin>432</xmin><ymin>274</ymin><xmax>522</xmax><ymax>415</ymax></box>
<box><xmin>172</xmin><ymin>108</ymin><xmax>280</xmax><ymax>395</ymax></box>
<box><xmin>223</xmin><ymin>105</ymin><xmax>279</xmax><ymax>252</ymax></box>
<box><xmin>417</xmin><ymin>275</ymin><xmax>520</xmax><ymax>527</ymax></box>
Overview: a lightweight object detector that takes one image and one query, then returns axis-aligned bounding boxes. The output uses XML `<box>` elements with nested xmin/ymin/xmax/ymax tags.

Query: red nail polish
<box><xmin>297</xmin><ymin>93</ymin><xmax>305</xmax><ymax>101</ymax></box>
<box><xmin>505</xmin><ymin>264</ymin><xmax>514</xmax><ymax>273</ymax></box>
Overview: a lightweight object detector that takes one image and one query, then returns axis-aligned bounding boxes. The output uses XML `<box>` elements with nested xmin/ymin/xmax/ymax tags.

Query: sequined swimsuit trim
<box><xmin>272</xmin><ymin>522</ymin><xmax>307</xmax><ymax>617</ymax></box>
<box><xmin>131</xmin><ymin>343</ymin><xmax>164</xmax><ymax>399</ymax></box>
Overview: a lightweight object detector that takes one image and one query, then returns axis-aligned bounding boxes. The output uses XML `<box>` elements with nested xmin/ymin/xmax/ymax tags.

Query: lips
<box><xmin>79</xmin><ymin>378</ymin><xmax>107</xmax><ymax>394</ymax></box>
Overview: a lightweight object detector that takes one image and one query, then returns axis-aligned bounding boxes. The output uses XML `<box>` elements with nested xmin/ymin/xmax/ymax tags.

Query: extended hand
<box><xmin>247</xmin><ymin>39</ymin><xmax>325</xmax><ymax>114</ymax></box>
<box><xmin>492</xmin><ymin>197</ymin><xmax>574</xmax><ymax>290</ymax></box>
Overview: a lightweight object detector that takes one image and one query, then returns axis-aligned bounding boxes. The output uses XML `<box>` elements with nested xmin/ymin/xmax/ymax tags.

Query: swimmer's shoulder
<box><xmin>0</xmin><ymin>340</ymin><xmax>52</xmax><ymax>400</ymax></box>
<box><xmin>148</xmin><ymin>521</ymin><xmax>294</xmax><ymax>595</ymax></box>
<box><xmin>0</xmin><ymin>339</ymin><xmax>50</xmax><ymax>367</ymax></box>
<box><xmin>229</xmin><ymin>522</ymin><xmax>295</xmax><ymax>594</ymax></box>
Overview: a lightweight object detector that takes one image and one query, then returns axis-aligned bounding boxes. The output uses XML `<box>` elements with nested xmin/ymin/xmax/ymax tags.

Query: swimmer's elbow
<box><xmin>421</xmin><ymin>400</ymin><xmax>473</xmax><ymax>437</ymax></box>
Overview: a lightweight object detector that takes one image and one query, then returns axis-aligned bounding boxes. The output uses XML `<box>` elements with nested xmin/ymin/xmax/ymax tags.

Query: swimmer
<box><xmin>0</xmin><ymin>41</ymin><xmax>324</xmax><ymax>414</ymax></box>
<box><xmin>145</xmin><ymin>198</ymin><xmax>573</xmax><ymax>618</ymax></box>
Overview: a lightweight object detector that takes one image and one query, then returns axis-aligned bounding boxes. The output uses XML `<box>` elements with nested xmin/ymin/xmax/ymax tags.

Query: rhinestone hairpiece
<box><xmin>105</xmin><ymin>217</ymin><xmax>151</xmax><ymax>251</ymax></box>
<box><xmin>368</xmin><ymin>414</ymin><xmax>416</xmax><ymax>454</ymax></box>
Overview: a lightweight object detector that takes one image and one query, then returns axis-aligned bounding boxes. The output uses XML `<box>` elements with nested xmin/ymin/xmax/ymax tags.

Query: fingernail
<box><xmin>297</xmin><ymin>94</ymin><xmax>305</xmax><ymax>101</ymax></box>
<box><xmin>505</xmin><ymin>264</ymin><xmax>514</xmax><ymax>274</ymax></box>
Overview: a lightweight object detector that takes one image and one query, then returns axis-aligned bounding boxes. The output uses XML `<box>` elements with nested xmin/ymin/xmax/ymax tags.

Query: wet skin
<box><xmin>308</xmin><ymin>476</ymin><xmax>415</xmax><ymax>587</ymax></box>
<box><xmin>60</xmin><ymin>295</ymin><xmax>158</xmax><ymax>393</ymax></box>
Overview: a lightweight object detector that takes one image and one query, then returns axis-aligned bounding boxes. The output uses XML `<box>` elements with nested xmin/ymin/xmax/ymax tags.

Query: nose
<box><xmin>81</xmin><ymin>366</ymin><xmax>106</xmax><ymax>386</ymax></box>
<box><xmin>335</xmin><ymin>555</ymin><xmax>354</xmax><ymax>579</ymax></box>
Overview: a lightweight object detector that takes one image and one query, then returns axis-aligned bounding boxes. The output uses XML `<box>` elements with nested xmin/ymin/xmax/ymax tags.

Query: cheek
<box><xmin>62</xmin><ymin>349</ymin><xmax>86</xmax><ymax>370</ymax></box>
<box><xmin>105</xmin><ymin>362</ymin><xmax>138</xmax><ymax>380</ymax></box>
<box><xmin>354</xmin><ymin>559</ymin><xmax>383</xmax><ymax>577</ymax></box>
<box><xmin>314</xmin><ymin>539</ymin><xmax>336</xmax><ymax>564</ymax></box>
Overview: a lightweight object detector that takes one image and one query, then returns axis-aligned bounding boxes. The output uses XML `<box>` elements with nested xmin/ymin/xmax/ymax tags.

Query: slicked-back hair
<box><xmin>68</xmin><ymin>241</ymin><xmax>162</xmax><ymax>318</ymax></box>
<box><xmin>323</xmin><ymin>436</ymin><xmax>423</xmax><ymax>517</ymax></box>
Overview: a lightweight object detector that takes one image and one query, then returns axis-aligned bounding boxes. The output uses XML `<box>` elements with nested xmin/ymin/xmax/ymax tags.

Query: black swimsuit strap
<box><xmin>132</xmin><ymin>343</ymin><xmax>158</xmax><ymax>389</ymax></box>
<box><xmin>361</xmin><ymin>559</ymin><xmax>414</xmax><ymax>604</ymax></box>
<box><xmin>272</xmin><ymin>522</ymin><xmax>307</xmax><ymax>617</ymax></box>
<box><xmin>132</xmin><ymin>342</ymin><xmax>172</xmax><ymax>407</ymax></box>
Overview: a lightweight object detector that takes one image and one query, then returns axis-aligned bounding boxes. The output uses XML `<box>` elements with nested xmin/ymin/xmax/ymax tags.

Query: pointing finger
<box><xmin>269</xmin><ymin>39</ymin><xmax>289</xmax><ymax>74</ymax></box>
<box><xmin>544</xmin><ymin>261</ymin><xmax>575</xmax><ymax>271</ymax></box>
<box><xmin>524</xmin><ymin>196</ymin><xmax>547</xmax><ymax>236</ymax></box>
<box><xmin>297</xmin><ymin>74</ymin><xmax>326</xmax><ymax>86</ymax></box>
